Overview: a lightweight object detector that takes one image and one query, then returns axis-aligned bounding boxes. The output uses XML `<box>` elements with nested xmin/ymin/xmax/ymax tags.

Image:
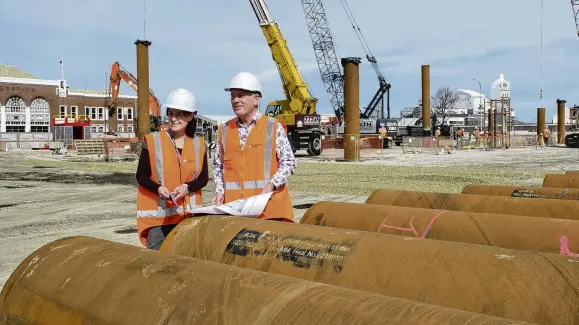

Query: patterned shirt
<box><xmin>213</xmin><ymin>111</ymin><xmax>296</xmax><ymax>194</ymax></box>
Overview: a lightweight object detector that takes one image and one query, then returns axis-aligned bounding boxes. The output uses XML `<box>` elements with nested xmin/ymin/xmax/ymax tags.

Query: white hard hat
<box><xmin>224</xmin><ymin>72</ymin><xmax>262</xmax><ymax>95</ymax></box>
<box><xmin>163</xmin><ymin>88</ymin><xmax>197</xmax><ymax>113</ymax></box>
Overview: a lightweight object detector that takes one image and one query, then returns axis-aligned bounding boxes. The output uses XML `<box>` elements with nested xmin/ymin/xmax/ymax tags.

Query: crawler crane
<box><xmin>250</xmin><ymin>0</ymin><xmax>323</xmax><ymax>156</ymax></box>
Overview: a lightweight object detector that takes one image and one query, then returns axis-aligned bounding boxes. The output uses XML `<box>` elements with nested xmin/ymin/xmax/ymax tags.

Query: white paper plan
<box><xmin>187</xmin><ymin>192</ymin><xmax>274</xmax><ymax>217</ymax></box>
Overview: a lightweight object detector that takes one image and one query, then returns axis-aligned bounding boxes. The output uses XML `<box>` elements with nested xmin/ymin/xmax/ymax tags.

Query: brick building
<box><xmin>0</xmin><ymin>65</ymin><xmax>137</xmax><ymax>146</ymax></box>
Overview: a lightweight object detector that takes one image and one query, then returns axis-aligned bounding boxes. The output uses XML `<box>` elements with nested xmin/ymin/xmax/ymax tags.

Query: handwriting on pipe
<box><xmin>377</xmin><ymin>211</ymin><xmax>446</xmax><ymax>238</ymax></box>
<box><xmin>224</xmin><ymin>228</ymin><xmax>356</xmax><ymax>273</ymax></box>
<box><xmin>511</xmin><ymin>189</ymin><xmax>545</xmax><ymax>199</ymax></box>
<box><xmin>560</xmin><ymin>236</ymin><xmax>579</xmax><ymax>257</ymax></box>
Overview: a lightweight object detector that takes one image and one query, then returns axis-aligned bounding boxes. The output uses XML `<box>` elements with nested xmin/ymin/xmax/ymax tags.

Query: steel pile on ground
<box><xmin>160</xmin><ymin>216</ymin><xmax>579</xmax><ymax>324</ymax></box>
<box><xmin>0</xmin><ymin>236</ymin><xmax>532</xmax><ymax>325</ymax></box>
<box><xmin>543</xmin><ymin>174</ymin><xmax>579</xmax><ymax>188</ymax></box>
<box><xmin>365</xmin><ymin>189</ymin><xmax>579</xmax><ymax>220</ymax></box>
<box><xmin>462</xmin><ymin>184</ymin><xmax>579</xmax><ymax>200</ymax></box>
<box><xmin>300</xmin><ymin>201</ymin><xmax>579</xmax><ymax>255</ymax></box>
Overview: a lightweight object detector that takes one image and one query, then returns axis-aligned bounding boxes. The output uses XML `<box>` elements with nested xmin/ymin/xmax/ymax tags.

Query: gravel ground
<box><xmin>0</xmin><ymin>145</ymin><xmax>575</xmax><ymax>290</ymax></box>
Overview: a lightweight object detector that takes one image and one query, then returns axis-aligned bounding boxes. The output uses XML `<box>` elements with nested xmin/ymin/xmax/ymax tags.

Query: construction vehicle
<box><xmin>250</xmin><ymin>0</ymin><xmax>324</xmax><ymax>156</ymax></box>
<box><xmin>107</xmin><ymin>61</ymin><xmax>163</xmax><ymax>135</ymax></box>
<box><xmin>300</xmin><ymin>0</ymin><xmax>399</xmax><ymax>148</ymax></box>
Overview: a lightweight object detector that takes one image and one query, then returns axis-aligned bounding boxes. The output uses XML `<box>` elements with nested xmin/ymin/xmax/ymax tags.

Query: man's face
<box><xmin>230</xmin><ymin>89</ymin><xmax>259</xmax><ymax>117</ymax></box>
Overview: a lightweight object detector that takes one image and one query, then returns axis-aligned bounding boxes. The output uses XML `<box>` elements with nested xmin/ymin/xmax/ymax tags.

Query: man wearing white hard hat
<box><xmin>211</xmin><ymin>72</ymin><xmax>296</xmax><ymax>222</ymax></box>
<box><xmin>135</xmin><ymin>88</ymin><xmax>209</xmax><ymax>249</ymax></box>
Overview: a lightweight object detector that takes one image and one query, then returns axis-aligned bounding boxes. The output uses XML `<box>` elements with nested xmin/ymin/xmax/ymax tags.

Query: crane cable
<box><xmin>540</xmin><ymin>0</ymin><xmax>544</xmax><ymax>107</ymax></box>
<box><xmin>339</xmin><ymin>0</ymin><xmax>373</xmax><ymax>58</ymax></box>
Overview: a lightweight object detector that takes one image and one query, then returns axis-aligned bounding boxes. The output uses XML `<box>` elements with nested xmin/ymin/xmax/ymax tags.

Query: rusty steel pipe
<box><xmin>543</xmin><ymin>174</ymin><xmax>579</xmax><ymax>189</ymax></box>
<box><xmin>558</xmin><ymin>99</ymin><xmax>566</xmax><ymax>144</ymax></box>
<box><xmin>161</xmin><ymin>216</ymin><xmax>579</xmax><ymax>324</ymax></box>
<box><xmin>300</xmin><ymin>201</ymin><xmax>579</xmax><ymax>255</ymax></box>
<box><xmin>366</xmin><ymin>189</ymin><xmax>579</xmax><ymax>221</ymax></box>
<box><xmin>462</xmin><ymin>184</ymin><xmax>579</xmax><ymax>200</ymax></box>
<box><xmin>342</xmin><ymin>57</ymin><xmax>361</xmax><ymax>162</ymax></box>
<box><xmin>135</xmin><ymin>39</ymin><xmax>151</xmax><ymax>142</ymax></box>
<box><xmin>0</xmin><ymin>236</ymin><xmax>527</xmax><ymax>325</ymax></box>
<box><xmin>537</xmin><ymin>107</ymin><xmax>546</xmax><ymax>137</ymax></box>
<box><xmin>421</xmin><ymin>65</ymin><xmax>431</xmax><ymax>136</ymax></box>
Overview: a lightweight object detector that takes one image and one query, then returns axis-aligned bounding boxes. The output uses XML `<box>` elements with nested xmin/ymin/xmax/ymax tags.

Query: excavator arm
<box><xmin>250</xmin><ymin>0</ymin><xmax>318</xmax><ymax>125</ymax></box>
<box><xmin>107</xmin><ymin>61</ymin><xmax>162</xmax><ymax>131</ymax></box>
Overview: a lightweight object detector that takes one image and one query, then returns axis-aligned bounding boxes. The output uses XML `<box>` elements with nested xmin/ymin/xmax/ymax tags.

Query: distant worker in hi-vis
<box><xmin>135</xmin><ymin>88</ymin><xmax>209</xmax><ymax>249</ymax></box>
<box><xmin>211</xmin><ymin>72</ymin><xmax>296</xmax><ymax>222</ymax></box>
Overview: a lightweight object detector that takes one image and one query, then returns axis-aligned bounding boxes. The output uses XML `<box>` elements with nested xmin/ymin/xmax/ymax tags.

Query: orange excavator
<box><xmin>107</xmin><ymin>61</ymin><xmax>164</xmax><ymax>133</ymax></box>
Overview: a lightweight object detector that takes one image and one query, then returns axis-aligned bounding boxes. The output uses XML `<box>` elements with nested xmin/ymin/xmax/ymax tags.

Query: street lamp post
<box><xmin>473</xmin><ymin>78</ymin><xmax>482</xmax><ymax>129</ymax></box>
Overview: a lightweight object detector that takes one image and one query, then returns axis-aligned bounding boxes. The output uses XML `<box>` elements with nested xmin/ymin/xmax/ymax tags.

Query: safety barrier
<box><xmin>0</xmin><ymin>132</ymin><xmax>52</xmax><ymax>150</ymax></box>
<box><xmin>315</xmin><ymin>134</ymin><xmax>388</xmax><ymax>161</ymax></box>
<box><xmin>104</xmin><ymin>139</ymin><xmax>139</xmax><ymax>161</ymax></box>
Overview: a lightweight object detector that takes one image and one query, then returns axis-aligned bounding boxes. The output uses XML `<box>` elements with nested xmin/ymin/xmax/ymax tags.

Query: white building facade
<box><xmin>490</xmin><ymin>73</ymin><xmax>515</xmax><ymax>118</ymax></box>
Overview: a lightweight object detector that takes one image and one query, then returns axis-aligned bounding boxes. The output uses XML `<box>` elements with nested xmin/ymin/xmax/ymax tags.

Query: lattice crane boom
<box><xmin>572</xmin><ymin>0</ymin><xmax>579</xmax><ymax>38</ymax></box>
<box><xmin>301</xmin><ymin>0</ymin><xmax>345</xmax><ymax>122</ymax></box>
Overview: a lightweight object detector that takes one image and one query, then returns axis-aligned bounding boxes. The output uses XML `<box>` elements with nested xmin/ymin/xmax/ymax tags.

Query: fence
<box><xmin>0</xmin><ymin>132</ymin><xmax>52</xmax><ymax>150</ymax></box>
<box><xmin>401</xmin><ymin>133</ymin><xmax>561</xmax><ymax>154</ymax></box>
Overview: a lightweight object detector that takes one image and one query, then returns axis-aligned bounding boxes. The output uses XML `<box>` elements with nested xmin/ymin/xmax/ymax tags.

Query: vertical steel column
<box><xmin>421</xmin><ymin>65</ymin><xmax>431</xmax><ymax>136</ymax></box>
<box><xmin>537</xmin><ymin>107</ymin><xmax>546</xmax><ymax>141</ymax></box>
<box><xmin>557</xmin><ymin>99</ymin><xmax>566</xmax><ymax>144</ymax></box>
<box><xmin>341</xmin><ymin>57</ymin><xmax>361</xmax><ymax>161</ymax></box>
<box><xmin>135</xmin><ymin>39</ymin><xmax>152</xmax><ymax>142</ymax></box>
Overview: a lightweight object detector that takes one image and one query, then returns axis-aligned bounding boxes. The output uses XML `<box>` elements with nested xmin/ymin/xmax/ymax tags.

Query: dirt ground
<box><xmin>0</xmin><ymin>145</ymin><xmax>576</xmax><ymax>290</ymax></box>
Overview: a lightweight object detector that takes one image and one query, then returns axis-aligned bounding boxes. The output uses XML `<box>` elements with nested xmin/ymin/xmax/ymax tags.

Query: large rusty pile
<box><xmin>1</xmin><ymin>172</ymin><xmax>578</xmax><ymax>324</ymax></box>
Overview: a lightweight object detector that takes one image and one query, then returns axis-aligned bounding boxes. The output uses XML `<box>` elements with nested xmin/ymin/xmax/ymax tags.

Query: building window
<box><xmin>5</xmin><ymin>96</ymin><xmax>26</xmax><ymax>132</ymax></box>
<box><xmin>97</xmin><ymin>125</ymin><xmax>104</xmax><ymax>133</ymax></box>
<box><xmin>30</xmin><ymin>98</ymin><xmax>50</xmax><ymax>133</ymax></box>
<box><xmin>127</xmin><ymin>108</ymin><xmax>133</xmax><ymax>120</ymax></box>
<box><xmin>70</xmin><ymin>106</ymin><xmax>78</xmax><ymax>117</ymax></box>
<box><xmin>117</xmin><ymin>107</ymin><xmax>124</xmax><ymax>120</ymax></box>
<box><xmin>85</xmin><ymin>106</ymin><xmax>90</xmax><ymax>117</ymax></box>
<box><xmin>90</xmin><ymin>107</ymin><xmax>97</xmax><ymax>120</ymax></box>
<box><xmin>59</xmin><ymin>105</ymin><xmax>67</xmax><ymax>117</ymax></box>
<box><xmin>118</xmin><ymin>125</ymin><xmax>124</xmax><ymax>132</ymax></box>
<box><xmin>98</xmin><ymin>107</ymin><xmax>104</xmax><ymax>120</ymax></box>
<box><xmin>91</xmin><ymin>126</ymin><xmax>97</xmax><ymax>133</ymax></box>
<box><xmin>127</xmin><ymin>125</ymin><xmax>134</xmax><ymax>133</ymax></box>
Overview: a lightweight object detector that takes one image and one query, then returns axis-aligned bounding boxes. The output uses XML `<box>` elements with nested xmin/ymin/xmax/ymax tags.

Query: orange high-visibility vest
<box><xmin>218</xmin><ymin>115</ymin><xmax>295</xmax><ymax>222</ymax></box>
<box><xmin>136</xmin><ymin>131</ymin><xmax>206</xmax><ymax>246</ymax></box>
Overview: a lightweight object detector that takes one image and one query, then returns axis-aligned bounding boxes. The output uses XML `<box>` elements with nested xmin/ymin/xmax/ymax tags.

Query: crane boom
<box><xmin>572</xmin><ymin>0</ymin><xmax>579</xmax><ymax>38</ymax></box>
<box><xmin>300</xmin><ymin>0</ymin><xmax>392</xmax><ymax>120</ymax></box>
<box><xmin>249</xmin><ymin>0</ymin><xmax>323</xmax><ymax>156</ymax></box>
<box><xmin>250</xmin><ymin>0</ymin><xmax>318</xmax><ymax>116</ymax></box>
<box><xmin>301</xmin><ymin>0</ymin><xmax>345</xmax><ymax>122</ymax></box>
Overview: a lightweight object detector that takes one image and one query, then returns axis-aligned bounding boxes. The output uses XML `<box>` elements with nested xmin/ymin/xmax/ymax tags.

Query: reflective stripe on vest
<box><xmin>223</xmin><ymin>117</ymin><xmax>275</xmax><ymax>190</ymax></box>
<box><xmin>137</xmin><ymin>133</ymin><xmax>202</xmax><ymax>218</ymax></box>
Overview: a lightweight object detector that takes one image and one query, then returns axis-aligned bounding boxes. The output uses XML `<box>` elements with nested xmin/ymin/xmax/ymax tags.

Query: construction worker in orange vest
<box><xmin>211</xmin><ymin>72</ymin><xmax>296</xmax><ymax>222</ymax></box>
<box><xmin>135</xmin><ymin>88</ymin><xmax>209</xmax><ymax>249</ymax></box>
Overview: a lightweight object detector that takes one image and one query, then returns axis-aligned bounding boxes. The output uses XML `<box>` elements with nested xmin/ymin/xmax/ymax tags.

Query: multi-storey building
<box><xmin>0</xmin><ymin>65</ymin><xmax>136</xmax><ymax>145</ymax></box>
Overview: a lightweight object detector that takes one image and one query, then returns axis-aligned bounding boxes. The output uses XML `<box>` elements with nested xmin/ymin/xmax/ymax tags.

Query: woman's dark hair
<box><xmin>167</xmin><ymin>108</ymin><xmax>197</xmax><ymax>138</ymax></box>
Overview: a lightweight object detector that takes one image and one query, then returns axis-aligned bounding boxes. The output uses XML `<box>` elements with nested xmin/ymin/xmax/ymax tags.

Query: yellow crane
<box><xmin>249</xmin><ymin>0</ymin><xmax>323</xmax><ymax>156</ymax></box>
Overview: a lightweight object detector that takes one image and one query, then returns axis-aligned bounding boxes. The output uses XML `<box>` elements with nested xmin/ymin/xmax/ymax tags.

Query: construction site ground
<box><xmin>0</xmin><ymin>145</ymin><xmax>575</xmax><ymax>290</ymax></box>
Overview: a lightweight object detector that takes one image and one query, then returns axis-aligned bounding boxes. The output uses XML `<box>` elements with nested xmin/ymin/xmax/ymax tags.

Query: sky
<box><xmin>1</xmin><ymin>0</ymin><xmax>578</xmax><ymax>123</ymax></box>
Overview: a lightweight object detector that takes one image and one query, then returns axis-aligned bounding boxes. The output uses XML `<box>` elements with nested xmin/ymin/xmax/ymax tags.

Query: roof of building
<box><xmin>0</xmin><ymin>65</ymin><xmax>38</xmax><ymax>79</ymax></box>
<box><xmin>0</xmin><ymin>65</ymin><xmax>135</xmax><ymax>98</ymax></box>
<box><xmin>456</xmin><ymin>89</ymin><xmax>484</xmax><ymax>97</ymax></box>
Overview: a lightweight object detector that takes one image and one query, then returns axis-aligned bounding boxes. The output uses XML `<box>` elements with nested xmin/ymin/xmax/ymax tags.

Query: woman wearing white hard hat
<box><xmin>135</xmin><ymin>88</ymin><xmax>209</xmax><ymax>250</ymax></box>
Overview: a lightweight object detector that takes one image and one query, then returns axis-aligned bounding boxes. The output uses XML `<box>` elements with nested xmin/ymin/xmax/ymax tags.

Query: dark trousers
<box><xmin>146</xmin><ymin>224</ymin><xmax>177</xmax><ymax>250</ymax></box>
